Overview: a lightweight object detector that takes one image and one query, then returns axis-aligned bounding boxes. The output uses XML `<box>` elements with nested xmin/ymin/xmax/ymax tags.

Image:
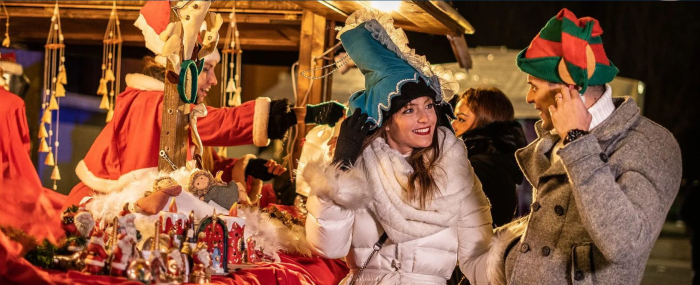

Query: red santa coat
<box><xmin>0</xmin><ymin>88</ymin><xmax>65</xmax><ymax>244</ymax></box>
<box><xmin>65</xmin><ymin>74</ymin><xmax>271</xmax><ymax>208</ymax></box>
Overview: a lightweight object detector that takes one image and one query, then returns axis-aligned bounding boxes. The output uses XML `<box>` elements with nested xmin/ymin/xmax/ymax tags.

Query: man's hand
<box><xmin>549</xmin><ymin>87</ymin><xmax>592</xmax><ymax>140</ymax></box>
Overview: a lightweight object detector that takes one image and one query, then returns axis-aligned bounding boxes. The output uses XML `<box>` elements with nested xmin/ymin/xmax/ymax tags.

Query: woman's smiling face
<box><xmin>385</xmin><ymin>96</ymin><xmax>437</xmax><ymax>154</ymax></box>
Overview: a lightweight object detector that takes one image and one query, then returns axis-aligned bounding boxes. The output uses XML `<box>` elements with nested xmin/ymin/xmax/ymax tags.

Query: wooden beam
<box><xmin>292</xmin><ymin>10</ymin><xmax>329</xmax><ymax>169</ymax></box>
<box><xmin>411</xmin><ymin>1</ymin><xmax>474</xmax><ymax>35</ymax></box>
<box><xmin>447</xmin><ymin>34</ymin><xmax>472</xmax><ymax>70</ymax></box>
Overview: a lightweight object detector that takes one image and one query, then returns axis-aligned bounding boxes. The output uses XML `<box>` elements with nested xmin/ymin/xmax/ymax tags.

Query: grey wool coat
<box><xmin>496</xmin><ymin>97</ymin><xmax>682</xmax><ymax>285</ymax></box>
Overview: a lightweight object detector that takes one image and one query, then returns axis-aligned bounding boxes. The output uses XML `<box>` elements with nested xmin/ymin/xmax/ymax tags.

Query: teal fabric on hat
<box><xmin>341</xmin><ymin>21</ymin><xmax>438</xmax><ymax>128</ymax></box>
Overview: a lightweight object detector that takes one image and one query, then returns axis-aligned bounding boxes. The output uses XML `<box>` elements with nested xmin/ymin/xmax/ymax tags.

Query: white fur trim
<box><xmin>252</xmin><ymin>97</ymin><xmax>271</xmax><ymax>147</ymax></box>
<box><xmin>75</xmin><ymin>160</ymin><xmax>159</xmax><ymax>194</ymax></box>
<box><xmin>301</xmin><ymin>157</ymin><xmax>373</xmax><ymax>210</ymax></box>
<box><xmin>134</xmin><ymin>14</ymin><xmax>165</xmax><ymax>56</ymax></box>
<box><xmin>111</xmin><ymin>262</ymin><xmax>128</xmax><ymax>271</ymax></box>
<box><xmin>0</xmin><ymin>61</ymin><xmax>23</xmax><ymax>75</ymax></box>
<box><xmin>239</xmin><ymin>207</ymin><xmax>310</xmax><ymax>257</ymax></box>
<box><xmin>486</xmin><ymin>217</ymin><xmax>528</xmax><ymax>285</ymax></box>
<box><xmin>125</xmin><ymin>73</ymin><xmax>164</xmax><ymax>91</ymax></box>
<box><xmin>85</xmin><ymin>259</ymin><xmax>105</xmax><ymax>267</ymax></box>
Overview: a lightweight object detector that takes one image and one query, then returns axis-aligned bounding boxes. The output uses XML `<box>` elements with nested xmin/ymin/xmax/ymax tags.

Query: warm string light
<box><xmin>39</xmin><ymin>2</ymin><xmax>66</xmax><ymax>190</ymax></box>
<box><xmin>98</xmin><ymin>2</ymin><xmax>122</xmax><ymax>123</ymax></box>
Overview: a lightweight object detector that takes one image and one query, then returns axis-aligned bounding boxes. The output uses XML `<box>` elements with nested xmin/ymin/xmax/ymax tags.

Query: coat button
<box><xmin>520</xmin><ymin>243</ymin><xmax>530</xmax><ymax>253</ymax></box>
<box><xmin>554</xmin><ymin>205</ymin><xmax>565</xmax><ymax>216</ymax></box>
<box><xmin>532</xmin><ymin>202</ymin><xmax>541</xmax><ymax>212</ymax></box>
<box><xmin>599</xmin><ymin>152</ymin><xmax>609</xmax><ymax>163</ymax></box>
<box><xmin>541</xmin><ymin>246</ymin><xmax>551</xmax><ymax>256</ymax></box>
<box><xmin>574</xmin><ymin>270</ymin><xmax>584</xmax><ymax>281</ymax></box>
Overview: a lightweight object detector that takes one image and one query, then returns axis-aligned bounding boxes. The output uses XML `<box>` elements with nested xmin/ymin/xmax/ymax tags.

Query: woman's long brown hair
<box><xmin>361</xmin><ymin>107</ymin><xmax>442</xmax><ymax>209</ymax></box>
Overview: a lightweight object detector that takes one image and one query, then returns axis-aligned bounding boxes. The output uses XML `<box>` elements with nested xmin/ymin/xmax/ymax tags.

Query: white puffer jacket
<box><xmin>303</xmin><ymin>127</ymin><xmax>493</xmax><ymax>285</ymax></box>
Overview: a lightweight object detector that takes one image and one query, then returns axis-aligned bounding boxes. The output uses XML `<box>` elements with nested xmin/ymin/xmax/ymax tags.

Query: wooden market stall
<box><xmin>0</xmin><ymin>1</ymin><xmax>475</xmax><ymax>284</ymax></box>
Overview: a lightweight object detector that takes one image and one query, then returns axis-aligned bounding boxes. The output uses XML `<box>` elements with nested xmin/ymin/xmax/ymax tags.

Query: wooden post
<box><xmin>292</xmin><ymin>10</ymin><xmax>331</xmax><ymax>169</ymax></box>
<box><xmin>158</xmin><ymin>4</ymin><xmax>188</xmax><ymax>172</ymax></box>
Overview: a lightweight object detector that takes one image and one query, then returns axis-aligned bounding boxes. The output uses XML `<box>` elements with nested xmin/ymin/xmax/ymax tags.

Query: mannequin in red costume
<box><xmin>65</xmin><ymin>1</ymin><xmax>344</xmax><ymax>209</ymax></box>
<box><xmin>0</xmin><ymin>86</ymin><xmax>65</xmax><ymax>243</ymax></box>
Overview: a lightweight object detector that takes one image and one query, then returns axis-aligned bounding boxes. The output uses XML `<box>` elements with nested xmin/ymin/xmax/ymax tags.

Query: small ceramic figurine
<box><xmin>166</xmin><ymin>234</ymin><xmax>185</xmax><ymax>283</ymax></box>
<box><xmin>110</xmin><ymin>233</ymin><xmax>137</xmax><ymax>277</ymax></box>
<box><xmin>190</xmin><ymin>240</ymin><xmax>212</xmax><ymax>284</ymax></box>
<box><xmin>83</xmin><ymin>228</ymin><xmax>108</xmax><ymax>274</ymax></box>
<box><xmin>117</xmin><ymin>203</ymin><xmax>140</xmax><ymax>241</ymax></box>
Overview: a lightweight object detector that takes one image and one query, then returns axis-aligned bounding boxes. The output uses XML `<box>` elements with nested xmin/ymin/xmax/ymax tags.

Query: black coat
<box><xmin>462</xmin><ymin>121</ymin><xmax>527</xmax><ymax>227</ymax></box>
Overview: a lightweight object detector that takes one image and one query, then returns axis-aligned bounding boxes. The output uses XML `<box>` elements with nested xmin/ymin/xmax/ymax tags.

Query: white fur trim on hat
<box><xmin>125</xmin><ymin>73</ymin><xmax>165</xmax><ymax>91</ymax></box>
<box><xmin>252</xmin><ymin>97</ymin><xmax>271</xmax><ymax>147</ymax></box>
<box><xmin>0</xmin><ymin>61</ymin><xmax>23</xmax><ymax>75</ymax></box>
<box><xmin>135</xmin><ymin>14</ymin><xmax>165</xmax><ymax>56</ymax></box>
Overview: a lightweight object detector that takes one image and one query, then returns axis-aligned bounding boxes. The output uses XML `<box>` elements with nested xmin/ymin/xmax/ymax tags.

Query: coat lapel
<box><xmin>516</xmin><ymin>121</ymin><xmax>560</xmax><ymax>189</ymax></box>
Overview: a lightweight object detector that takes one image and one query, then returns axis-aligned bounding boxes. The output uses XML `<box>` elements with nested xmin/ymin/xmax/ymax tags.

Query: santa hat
<box><xmin>516</xmin><ymin>8</ymin><xmax>618</xmax><ymax>93</ymax></box>
<box><xmin>134</xmin><ymin>1</ymin><xmax>220</xmax><ymax>66</ymax></box>
<box><xmin>90</xmin><ymin>228</ymin><xmax>105</xmax><ymax>243</ymax></box>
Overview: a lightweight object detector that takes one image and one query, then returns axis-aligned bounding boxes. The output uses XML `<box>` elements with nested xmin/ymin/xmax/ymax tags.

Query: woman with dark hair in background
<box><xmin>448</xmin><ymin>87</ymin><xmax>527</xmax><ymax>284</ymax></box>
<box><xmin>452</xmin><ymin>87</ymin><xmax>526</xmax><ymax>227</ymax></box>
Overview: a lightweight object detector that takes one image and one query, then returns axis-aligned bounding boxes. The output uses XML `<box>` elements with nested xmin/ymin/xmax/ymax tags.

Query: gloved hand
<box><xmin>245</xmin><ymin>158</ymin><xmax>287</xmax><ymax>181</ymax></box>
<box><xmin>305</xmin><ymin>101</ymin><xmax>347</xmax><ymax>127</ymax></box>
<box><xmin>332</xmin><ymin>108</ymin><xmax>372</xmax><ymax>168</ymax></box>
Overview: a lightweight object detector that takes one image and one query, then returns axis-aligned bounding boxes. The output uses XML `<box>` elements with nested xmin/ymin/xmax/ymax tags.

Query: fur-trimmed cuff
<box><xmin>75</xmin><ymin>160</ymin><xmax>158</xmax><ymax>194</ymax></box>
<box><xmin>253</xmin><ymin>97</ymin><xmax>271</xmax><ymax>147</ymax></box>
<box><xmin>486</xmin><ymin>217</ymin><xmax>528</xmax><ymax>285</ymax></box>
<box><xmin>301</xmin><ymin>157</ymin><xmax>372</xmax><ymax>210</ymax></box>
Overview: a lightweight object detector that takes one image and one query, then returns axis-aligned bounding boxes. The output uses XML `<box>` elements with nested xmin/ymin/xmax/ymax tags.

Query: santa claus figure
<box><xmin>110</xmin><ymin>233</ymin><xmax>136</xmax><ymax>276</ymax></box>
<box><xmin>84</xmin><ymin>228</ymin><xmax>108</xmax><ymax>274</ymax></box>
<box><xmin>166</xmin><ymin>238</ymin><xmax>185</xmax><ymax>282</ymax></box>
<box><xmin>117</xmin><ymin>203</ymin><xmax>139</xmax><ymax>241</ymax></box>
<box><xmin>190</xmin><ymin>241</ymin><xmax>211</xmax><ymax>284</ymax></box>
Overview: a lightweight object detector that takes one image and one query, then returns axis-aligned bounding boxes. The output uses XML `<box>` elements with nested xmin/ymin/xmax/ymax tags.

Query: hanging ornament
<box><xmin>40</xmin><ymin>2</ymin><xmax>66</xmax><ymax>190</ymax></box>
<box><xmin>225</xmin><ymin>78</ymin><xmax>235</xmax><ymax>93</ymax></box>
<box><xmin>99</xmin><ymin>2</ymin><xmax>122</xmax><ymax>124</ymax></box>
<box><xmin>57</xmin><ymin>67</ymin><xmax>67</xmax><ymax>84</ymax></box>
<box><xmin>106</xmin><ymin>108</ymin><xmax>114</xmax><ymax>122</ymax></box>
<box><xmin>51</xmin><ymin>165</ymin><xmax>61</xmax><ymax>181</ymax></box>
<box><xmin>104</xmin><ymin>68</ymin><xmax>115</xmax><ymax>82</ymax></box>
<box><xmin>221</xmin><ymin>2</ymin><xmax>243</xmax><ymax>107</ymax></box>
<box><xmin>55</xmin><ymin>83</ymin><xmax>66</xmax><ymax>97</ymax></box>
<box><xmin>39</xmin><ymin>138</ymin><xmax>50</xmax><ymax>153</ymax></box>
<box><xmin>44</xmin><ymin>150</ymin><xmax>55</xmax><ymax>166</ymax></box>
<box><xmin>42</xmin><ymin>109</ymin><xmax>52</xmax><ymax>124</ymax></box>
<box><xmin>1</xmin><ymin>0</ymin><xmax>9</xmax><ymax>48</ymax></box>
<box><xmin>38</xmin><ymin>123</ymin><xmax>49</xmax><ymax>138</ymax></box>
<box><xmin>96</xmin><ymin>78</ymin><xmax>108</xmax><ymax>96</ymax></box>
<box><xmin>48</xmin><ymin>95</ymin><xmax>59</xmax><ymax>110</ymax></box>
<box><xmin>99</xmin><ymin>94</ymin><xmax>110</xmax><ymax>110</ymax></box>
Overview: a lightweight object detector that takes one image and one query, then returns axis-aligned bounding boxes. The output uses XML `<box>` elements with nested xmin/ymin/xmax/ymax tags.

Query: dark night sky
<box><xmin>439</xmin><ymin>2</ymin><xmax>700</xmax><ymax>182</ymax></box>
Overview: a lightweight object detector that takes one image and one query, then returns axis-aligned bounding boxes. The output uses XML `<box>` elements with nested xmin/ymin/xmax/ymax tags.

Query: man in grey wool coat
<box><xmin>480</xmin><ymin>8</ymin><xmax>683</xmax><ymax>285</ymax></box>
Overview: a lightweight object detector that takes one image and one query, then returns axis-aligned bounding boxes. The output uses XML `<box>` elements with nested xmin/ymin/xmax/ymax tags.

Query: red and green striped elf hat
<box><xmin>516</xmin><ymin>8</ymin><xmax>618</xmax><ymax>93</ymax></box>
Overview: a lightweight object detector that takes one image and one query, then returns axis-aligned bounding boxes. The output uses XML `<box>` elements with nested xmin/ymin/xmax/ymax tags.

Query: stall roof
<box><xmin>4</xmin><ymin>1</ymin><xmax>473</xmax><ymax>50</ymax></box>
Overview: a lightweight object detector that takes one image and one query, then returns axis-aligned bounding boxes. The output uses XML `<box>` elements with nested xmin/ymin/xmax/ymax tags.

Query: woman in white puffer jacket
<box><xmin>301</xmin><ymin>9</ymin><xmax>493</xmax><ymax>285</ymax></box>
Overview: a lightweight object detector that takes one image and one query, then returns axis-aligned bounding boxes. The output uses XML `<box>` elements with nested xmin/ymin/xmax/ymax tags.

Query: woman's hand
<box><xmin>332</xmin><ymin>108</ymin><xmax>372</xmax><ymax>168</ymax></box>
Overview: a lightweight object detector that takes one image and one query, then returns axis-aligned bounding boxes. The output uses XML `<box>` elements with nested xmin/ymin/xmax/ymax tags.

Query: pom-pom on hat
<box><xmin>516</xmin><ymin>8</ymin><xmax>618</xmax><ymax>93</ymax></box>
<box><xmin>337</xmin><ymin>8</ymin><xmax>459</xmax><ymax>129</ymax></box>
